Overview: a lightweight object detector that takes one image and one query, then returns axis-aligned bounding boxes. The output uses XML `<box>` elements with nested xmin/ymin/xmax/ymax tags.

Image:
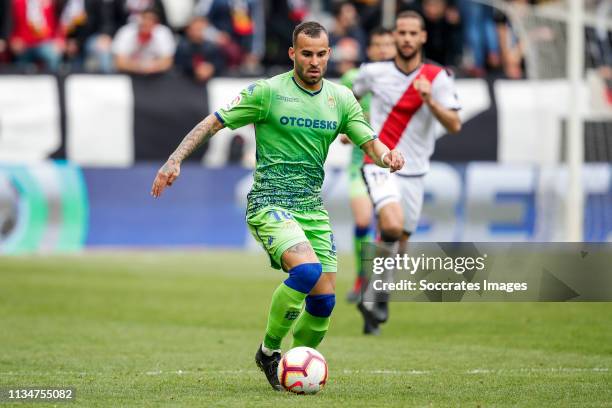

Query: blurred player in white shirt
<box><xmin>340</xmin><ymin>27</ymin><xmax>396</xmax><ymax>304</ymax></box>
<box><xmin>353</xmin><ymin>11</ymin><xmax>462</xmax><ymax>334</ymax></box>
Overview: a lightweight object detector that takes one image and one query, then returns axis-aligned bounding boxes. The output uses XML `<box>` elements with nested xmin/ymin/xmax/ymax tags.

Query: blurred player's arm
<box><xmin>151</xmin><ymin>114</ymin><xmax>224</xmax><ymax>197</ymax></box>
<box><xmin>414</xmin><ymin>74</ymin><xmax>462</xmax><ymax>134</ymax></box>
<box><xmin>339</xmin><ymin>134</ymin><xmax>351</xmax><ymax>144</ymax></box>
<box><xmin>360</xmin><ymin>139</ymin><xmax>404</xmax><ymax>173</ymax></box>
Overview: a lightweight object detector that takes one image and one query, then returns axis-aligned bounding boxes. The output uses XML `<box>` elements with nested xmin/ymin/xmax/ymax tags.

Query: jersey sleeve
<box><xmin>352</xmin><ymin>63</ymin><xmax>372</xmax><ymax>98</ymax></box>
<box><xmin>339</xmin><ymin>88</ymin><xmax>376</xmax><ymax>147</ymax></box>
<box><xmin>432</xmin><ymin>69</ymin><xmax>461</xmax><ymax>110</ymax></box>
<box><xmin>340</xmin><ymin>68</ymin><xmax>358</xmax><ymax>89</ymax></box>
<box><xmin>215</xmin><ymin>80</ymin><xmax>271</xmax><ymax>129</ymax></box>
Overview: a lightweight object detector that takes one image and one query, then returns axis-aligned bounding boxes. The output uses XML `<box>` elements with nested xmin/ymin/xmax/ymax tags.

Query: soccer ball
<box><xmin>277</xmin><ymin>347</ymin><xmax>328</xmax><ymax>394</ymax></box>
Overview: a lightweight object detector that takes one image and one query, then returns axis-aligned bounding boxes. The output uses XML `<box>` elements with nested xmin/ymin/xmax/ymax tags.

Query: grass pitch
<box><xmin>1</xmin><ymin>251</ymin><xmax>611</xmax><ymax>407</ymax></box>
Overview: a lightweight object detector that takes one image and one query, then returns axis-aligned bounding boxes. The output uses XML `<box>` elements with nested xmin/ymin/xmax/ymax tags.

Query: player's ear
<box><xmin>288</xmin><ymin>46</ymin><xmax>295</xmax><ymax>62</ymax></box>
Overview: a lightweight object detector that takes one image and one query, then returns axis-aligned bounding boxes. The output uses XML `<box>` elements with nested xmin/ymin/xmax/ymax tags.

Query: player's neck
<box><xmin>394</xmin><ymin>54</ymin><xmax>422</xmax><ymax>75</ymax></box>
<box><xmin>292</xmin><ymin>72</ymin><xmax>323</xmax><ymax>92</ymax></box>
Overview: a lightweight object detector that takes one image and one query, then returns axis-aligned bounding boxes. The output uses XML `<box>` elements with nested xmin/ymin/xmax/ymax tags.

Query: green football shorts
<box><xmin>246</xmin><ymin>206</ymin><xmax>337</xmax><ymax>273</ymax></box>
<box><xmin>349</xmin><ymin>146</ymin><xmax>368</xmax><ymax>199</ymax></box>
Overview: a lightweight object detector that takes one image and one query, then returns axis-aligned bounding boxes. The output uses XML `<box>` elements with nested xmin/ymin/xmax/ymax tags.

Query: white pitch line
<box><xmin>466</xmin><ymin>367</ymin><xmax>609</xmax><ymax>374</ymax></box>
<box><xmin>145</xmin><ymin>369</ymin><xmax>259</xmax><ymax>376</ymax></box>
<box><xmin>0</xmin><ymin>371</ymin><xmax>89</xmax><ymax>376</ymax></box>
<box><xmin>342</xmin><ymin>369</ymin><xmax>430</xmax><ymax>375</ymax></box>
<box><xmin>466</xmin><ymin>369</ymin><xmax>494</xmax><ymax>374</ymax></box>
<box><xmin>0</xmin><ymin>367</ymin><xmax>608</xmax><ymax>377</ymax></box>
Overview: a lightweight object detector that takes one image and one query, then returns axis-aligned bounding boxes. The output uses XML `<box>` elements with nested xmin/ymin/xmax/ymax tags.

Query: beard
<box><xmin>397</xmin><ymin>45</ymin><xmax>420</xmax><ymax>62</ymax></box>
<box><xmin>296</xmin><ymin>64</ymin><xmax>326</xmax><ymax>85</ymax></box>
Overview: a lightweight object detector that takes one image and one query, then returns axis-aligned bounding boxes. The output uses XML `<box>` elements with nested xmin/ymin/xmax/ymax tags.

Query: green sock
<box><xmin>291</xmin><ymin>310</ymin><xmax>330</xmax><ymax>349</ymax></box>
<box><xmin>263</xmin><ymin>283</ymin><xmax>307</xmax><ymax>350</ymax></box>
<box><xmin>354</xmin><ymin>229</ymin><xmax>371</xmax><ymax>278</ymax></box>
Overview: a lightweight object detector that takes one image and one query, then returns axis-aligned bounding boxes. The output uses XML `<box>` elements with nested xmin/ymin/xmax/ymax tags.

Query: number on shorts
<box><xmin>270</xmin><ymin>210</ymin><xmax>293</xmax><ymax>222</ymax></box>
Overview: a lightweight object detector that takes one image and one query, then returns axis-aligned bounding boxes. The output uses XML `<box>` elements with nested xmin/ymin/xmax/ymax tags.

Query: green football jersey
<box><xmin>340</xmin><ymin>68</ymin><xmax>371</xmax><ymax>168</ymax></box>
<box><xmin>340</xmin><ymin>68</ymin><xmax>371</xmax><ymax>115</ymax></box>
<box><xmin>216</xmin><ymin>70</ymin><xmax>376</xmax><ymax>214</ymax></box>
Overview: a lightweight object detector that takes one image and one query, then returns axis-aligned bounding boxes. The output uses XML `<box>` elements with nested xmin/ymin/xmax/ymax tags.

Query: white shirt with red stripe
<box><xmin>353</xmin><ymin>61</ymin><xmax>460</xmax><ymax>176</ymax></box>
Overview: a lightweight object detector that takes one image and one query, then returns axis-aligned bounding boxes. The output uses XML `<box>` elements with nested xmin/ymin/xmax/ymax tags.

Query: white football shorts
<box><xmin>362</xmin><ymin>164</ymin><xmax>425</xmax><ymax>234</ymax></box>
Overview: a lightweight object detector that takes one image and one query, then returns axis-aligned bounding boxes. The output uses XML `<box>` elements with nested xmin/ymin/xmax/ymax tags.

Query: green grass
<box><xmin>1</xmin><ymin>251</ymin><xmax>611</xmax><ymax>407</ymax></box>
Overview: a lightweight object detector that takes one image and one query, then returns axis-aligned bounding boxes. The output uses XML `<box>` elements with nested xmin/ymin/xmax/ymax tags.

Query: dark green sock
<box><xmin>291</xmin><ymin>310</ymin><xmax>330</xmax><ymax>349</ymax></box>
<box><xmin>354</xmin><ymin>227</ymin><xmax>371</xmax><ymax>278</ymax></box>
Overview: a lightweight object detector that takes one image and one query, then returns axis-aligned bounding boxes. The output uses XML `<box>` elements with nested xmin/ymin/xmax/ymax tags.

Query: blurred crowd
<box><xmin>0</xmin><ymin>0</ymin><xmax>606</xmax><ymax>81</ymax></box>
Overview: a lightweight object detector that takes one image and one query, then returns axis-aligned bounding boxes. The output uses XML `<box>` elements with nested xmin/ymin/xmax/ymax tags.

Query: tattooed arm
<box><xmin>151</xmin><ymin>113</ymin><xmax>225</xmax><ymax>198</ymax></box>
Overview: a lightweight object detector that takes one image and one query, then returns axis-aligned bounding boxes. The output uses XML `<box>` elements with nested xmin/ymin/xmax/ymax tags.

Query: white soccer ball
<box><xmin>277</xmin><ymin>347</ymin><xmax>328</xmax><ymax>394</ymax></box>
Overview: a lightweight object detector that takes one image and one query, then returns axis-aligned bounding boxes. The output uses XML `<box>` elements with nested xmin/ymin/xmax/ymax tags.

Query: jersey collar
<box><xmin>393</xmin><ymin>60</ymin><xmax>422</xmax><ymax>77</ymax></box>
<box><xmin>291</xmin><ymin>75</ymin><xmax>324</xmax><ymax>97</ymax></box>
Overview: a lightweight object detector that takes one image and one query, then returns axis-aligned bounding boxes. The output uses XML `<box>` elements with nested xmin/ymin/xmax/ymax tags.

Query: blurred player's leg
<box><xmin>359</xmin><ymin>165</ymin><xmax>405</xmax><ymax>334</ymax></box>
<box><xmin>347</xmin><ymin>194</ymin><xmax>373</xmax><ymax>303</ymax></box>
<box><xmin>371</xmin><ymin>232</ymin><xmax>410</xmax><ymax>322</ymax></box>
<box><xmin>367</xmin><ymin>176</ymin><xmax>425</xmax><ymax>332</ymax></box>
<box><xmin>361</xmin><ymin>202</ymin><xmax>403</xmax><ymax>322</ymax></box>
<box><xmin>370</xmin><ymin>176</ymin><xmax>425</xmax><ymax>331</ymax></box>
<box><xmin>346</xmin><ymin>149</ymin><xmax>374</xmax><ymax>303</ymax></box>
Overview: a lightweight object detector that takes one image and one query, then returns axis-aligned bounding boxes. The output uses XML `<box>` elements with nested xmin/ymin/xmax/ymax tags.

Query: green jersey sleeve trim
<box><xmin>357</xmin><ymin>134</ymin><xmax>378</xmax><ymax>147</ymax></box>
<box><xmin>214</xmin><ymin>111</ymin><xmax>225</xmax><ymax>124</ymax></box>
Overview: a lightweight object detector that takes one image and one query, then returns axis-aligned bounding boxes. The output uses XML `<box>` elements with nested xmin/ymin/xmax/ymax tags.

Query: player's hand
<box><xmin>384</xmin><ymin>150</ymin><xmax>404</xmax><ymax>173</ymax></box>
<box><xmin>414</xmin><ymin>75</ymin><xmax>432</xmax><ymax>105</ymax></box>
<box><xmin>339</xmin><ymin>134</ymin><xmax>351</xmax><ymax>145</ymax></box>
<box><xmin>151</xmin><ymin>159</ymin><xmax>181</xmax><ymax>198</ymax></box>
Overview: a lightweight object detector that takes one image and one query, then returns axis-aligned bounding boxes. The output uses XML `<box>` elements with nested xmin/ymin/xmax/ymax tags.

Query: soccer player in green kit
<box><xmin>340</xmin><ymin>27</ymin><xmax>396</xmax><ymax>303</ymax></box>
<box><xmin>150</xmin><ymin>21</ymin><xmax>404</xmax><ymax>391</ymax></box>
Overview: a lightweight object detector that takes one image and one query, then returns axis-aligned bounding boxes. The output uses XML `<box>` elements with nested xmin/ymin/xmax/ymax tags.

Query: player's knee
<box><xmin>305</xmin><ymin>294</ymin><xmax>336</xmax><ymax>318</ymax></box>
<box><xmin>380</xmin><ymin>226</ymin><xmax>403</xmax><ymax>242</ymax></box>
<box><xmin>284</xmin><ymin>263</ymin><xmax>322</xmax><ymax>294</ymax></box>
<box><xmin>354</xmin><ymin>210</ymin><xmax>372</xmax><ymax>229</ymax></box>
<box><xmin>378</xmin><ymin>216</ymin><xmax>403</xmax><ymax>241</ymax></box>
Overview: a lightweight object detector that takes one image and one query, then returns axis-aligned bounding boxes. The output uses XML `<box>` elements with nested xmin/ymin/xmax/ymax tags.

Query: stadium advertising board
<box><xmin>0</xmin><ymin>162</ymin><xmax>87</xmax><ymax>253</ymax></box>
<box><xmin>1</xmin><ymin>163</ymin><xmax>610</xmax><ymax>254</ymax></box>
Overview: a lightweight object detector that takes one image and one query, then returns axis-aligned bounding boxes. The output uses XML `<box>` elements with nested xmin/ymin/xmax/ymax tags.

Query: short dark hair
<box><xmin>368</xmin><ymin>26</ymin><xmax>393</xmax><ymax>46</ymax></box>
<box><xmin>395</xmin><ymin>10</ymin><xmax>425</xmax><ymax>30</ymax></box>
<box><xmin>292</xmin><ymin>21</ymin><xmax>328</xmax><ymax>47</ymax></box>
